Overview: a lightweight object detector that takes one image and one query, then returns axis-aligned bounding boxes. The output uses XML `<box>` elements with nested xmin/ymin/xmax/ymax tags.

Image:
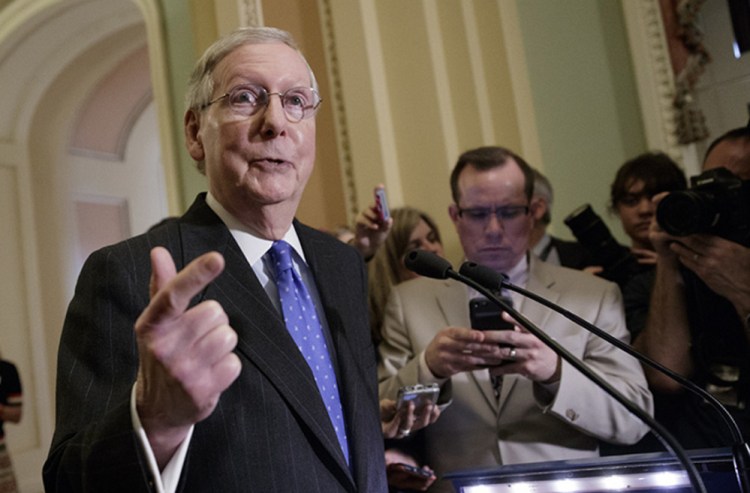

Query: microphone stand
<box><xmin>443</xmin><ymin>268</ymin><xmax>708</xmax><ymax>493</ymax></box>
<box><xmin>491</xmin><ymin>272</ymin><xmax>750</xmax><ymax>493</ymax></box>
<box><xmin>459</xmin><ymin>260</ymin><xmax>749</xmax><ymax>492</ymax></box>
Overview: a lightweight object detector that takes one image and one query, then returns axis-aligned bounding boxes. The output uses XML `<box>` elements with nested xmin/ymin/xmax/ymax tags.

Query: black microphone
<box><xmin>460</xmin><ymin>259</ymin><xmax>750</xmax><ymax>493</ymax></box>
<box><xmin>404</xmin><ymin>249</ymin><xmax>453</xmax><ymax>279</ymax></box>
<box><xmin>406</xmin><ymin>251</ymin><xmax>707</xmax><ymax>493</ymax></box>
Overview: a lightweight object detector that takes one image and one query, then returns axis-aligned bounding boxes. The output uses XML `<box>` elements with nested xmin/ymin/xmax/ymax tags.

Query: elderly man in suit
<box><xmin>378</xmin><ymin>146</ymin><xmax>653</xmax><ymax>492</ymax></box>
<box><xmin>44</xmin><ymin>27</ymin><xmax>387</xmax><ymax>492</ymax></box>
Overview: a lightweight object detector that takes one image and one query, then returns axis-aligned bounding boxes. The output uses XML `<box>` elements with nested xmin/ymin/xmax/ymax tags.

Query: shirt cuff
<box><xmin>130</xmin><ymin>384</ymin><xmax>194</xmax><ymax>493</ymax></box>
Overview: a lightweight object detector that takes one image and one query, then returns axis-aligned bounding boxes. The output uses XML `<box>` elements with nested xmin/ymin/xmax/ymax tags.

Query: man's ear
<box><xmin>184</xmin><ymin>109</ymin><xmax>205</xmax><ymax>161</ymax></box>
<box><xmin>448</xmin><ymin>203</ymin><xmax>460</xmax><ymax>224</ymax></box>
<box><xmin>530</xmin><ymin>198</ymin><xmax>545</xmax><ymax>221</ymax></box>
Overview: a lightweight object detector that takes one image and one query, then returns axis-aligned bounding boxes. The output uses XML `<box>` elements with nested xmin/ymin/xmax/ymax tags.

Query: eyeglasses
<box><xmin>456</xmin><ymin>204</ymin><xmax>530</xmax><ymax>223</ymax></box>
<box><xmin>202</xmin><ymin>84</ymin><xmax>322</xmax><ymax>122</ymax></box>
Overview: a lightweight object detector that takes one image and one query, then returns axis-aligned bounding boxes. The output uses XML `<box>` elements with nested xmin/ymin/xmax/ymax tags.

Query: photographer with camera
<box><xmin>564</xmin><ymin>153</ymin><xmax>687</xmax><ymax>340</ymax></box>
<box><xmin>635</xmin><ymin>124</ymin><xmax>750</xmax><ymax>447</ymax></box>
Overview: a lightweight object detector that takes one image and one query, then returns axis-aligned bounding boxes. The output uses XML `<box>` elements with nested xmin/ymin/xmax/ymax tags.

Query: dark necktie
<box><xmin>268</xmin><ymin>240</ymin><xmax>349</xmax><ymax>463</ymax></box>
<box><xmin>492</xmin><ymin>288</ymin><xmax>513</xmax><ymax>399</ymax></box>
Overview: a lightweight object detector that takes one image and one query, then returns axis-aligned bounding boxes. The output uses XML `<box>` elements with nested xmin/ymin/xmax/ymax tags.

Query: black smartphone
<box><xmin>374</xmin><ymin>187</ymin><xmax>390</xmax><ymax>222</ymax></box>
<box><xmin>469</xmin><ymin>297</ymin><xmax>514</xmax><ymax>331</ymax></box>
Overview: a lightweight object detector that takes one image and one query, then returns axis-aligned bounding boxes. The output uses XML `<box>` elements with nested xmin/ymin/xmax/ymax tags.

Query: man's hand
<box><xmin>486</xmin><ymin>314</ymin><xmax>561</xmax><ymax>383</ymax></box>
<box><xmin>424</xmin><ymin>327</ymin><xmax>501</xmax><ymax>378</ymax></box>
<box><xmin>631</xmin><ymin>247</ymin><xmax>657</xmax><ymax>265</ymax></box>
<box><xmin>379</xmin><ymin>398</ymin><xmax>440</xmax><ymax>439</ymax></box>
<box><xmin>425</xmin><ymin>317</ymin><xmax>561</xmax><ymax>383</ymax></box>
<box><xmin>670</xmin><ymin>234</ymin><xmax>750</xmax><ymax>320</ymax></box>
<box><xmin>385</xmin><ymin>450</ymin><xmax>436</xmax><ymax>492</ymax></box>
<box><xmin>135</xmin><ymin>247</ymin><xmax>242</xmax><ymax>467</ymax></box>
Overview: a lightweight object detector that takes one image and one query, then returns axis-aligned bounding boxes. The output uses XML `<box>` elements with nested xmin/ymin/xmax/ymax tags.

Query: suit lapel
<box><xmin>178</xmin><ymin>201</ymin><xmax>352</xmax><ymax>482</ymax></box>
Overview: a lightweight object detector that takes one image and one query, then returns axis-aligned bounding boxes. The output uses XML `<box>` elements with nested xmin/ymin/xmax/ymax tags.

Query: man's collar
<box><xmin>205</xmin><ymin>192</ymin><xmax>304</xmax><ymax>265</ymax></box>
<box><xmin>505</xmin><ymin>254</ymin><xmax>529</xmax><ymax>287</ymax></box>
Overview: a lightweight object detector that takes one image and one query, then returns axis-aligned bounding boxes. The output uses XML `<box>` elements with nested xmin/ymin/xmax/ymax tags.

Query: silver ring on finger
<box><xmin>398</xmin><ymin>428</ymin><xmax>411</xmax><ymax>438</ymax></box>
<box><xmin>508</xmin><ymin>347</ymin><xmax>517</xmax><ymax>360</ymax></box>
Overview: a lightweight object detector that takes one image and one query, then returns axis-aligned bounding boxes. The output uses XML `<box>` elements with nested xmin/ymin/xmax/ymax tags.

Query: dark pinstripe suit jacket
<box><xmin>43</xmin><ymin>194</ymin><xmax>387</xmax><ymax>492</ymax></box>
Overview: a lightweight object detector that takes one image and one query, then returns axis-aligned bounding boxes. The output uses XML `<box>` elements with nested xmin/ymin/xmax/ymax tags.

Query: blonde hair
<box><xmin>368</xmin><ymin>207</ymin><xmax>442</xmax><ymax>344</ymax></box>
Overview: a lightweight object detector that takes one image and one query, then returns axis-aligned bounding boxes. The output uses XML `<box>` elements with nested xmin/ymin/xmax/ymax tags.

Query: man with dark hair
<box><xmin>636</xmin><ymin>125</ymin><xmax>750</xmax><ymax>447</ymax></box>
<box><xmin>44</xmin><ymin>27</ymin><xmax>387</xmax><ymax>492</ymax></box>
<box><xmin>606</xmin><ymin>152</ymin><xmax>688</xmax><ymax>338</ymax></box>
<box><xmin>608</xmin><ymin>152</ymin><xmax>687</xmax><ymax>264</ymax></box>
<box><xmin>378</xmin><ymin>146</ymin><xmax>652</xmax><ymax>492</ymax></box>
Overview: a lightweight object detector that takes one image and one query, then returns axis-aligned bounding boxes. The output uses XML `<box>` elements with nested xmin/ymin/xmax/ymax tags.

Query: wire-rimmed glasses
<box><xmin>202</xmin><ymin>84</ymin><xmax>322</xmax><ymax>122</ymax></box>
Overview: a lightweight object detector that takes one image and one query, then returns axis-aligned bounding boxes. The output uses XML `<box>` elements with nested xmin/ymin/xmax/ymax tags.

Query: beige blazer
<box><xmin>378</xmin><ymin>256</ymin><xmax>653</xmax><ymax>492</ymax></box>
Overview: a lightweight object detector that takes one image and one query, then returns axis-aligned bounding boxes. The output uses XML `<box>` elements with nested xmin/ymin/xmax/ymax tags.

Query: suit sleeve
<box><xmin>543</xmin><ymin>281</ymin><xmax>654</xmax><ymax>445</ymax></box>
<box><xmin>377</xmin><ymin>283</ymin><xmax>452</xmax><ymax>405</ymax></box>
<box><xmin>377</xmin><ymin>286</ymin><xmax>423</xmax><ymax>400</ymax></box>
<box><xmin>43</xmin><ymin>246</ymin><xmax>156</xmax><ymax>492</ymax></box>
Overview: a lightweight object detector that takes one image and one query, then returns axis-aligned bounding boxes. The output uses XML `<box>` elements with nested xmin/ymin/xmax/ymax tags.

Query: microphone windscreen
<box><xmin>459</xmin><ymin>261</ymin><xmax>505</xmax><ymax>290</ymax></box>
<box><xmin>404</xmin><ymin>250</ymin><xmax>453</xmax><ymax>279</ymax></box>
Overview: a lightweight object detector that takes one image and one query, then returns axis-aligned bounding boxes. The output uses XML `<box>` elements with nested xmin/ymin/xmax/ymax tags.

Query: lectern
<box><xmin>445</xmin><ymin>448</ymin><xmax>740</xmax><ymax>492</ymax></box>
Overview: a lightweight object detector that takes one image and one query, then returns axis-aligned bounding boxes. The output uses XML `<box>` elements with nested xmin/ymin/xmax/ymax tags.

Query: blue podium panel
<box><xmin>445</xmin><ymin>448</ymin><xmax>740</xmax><ymax>493</ymax></box>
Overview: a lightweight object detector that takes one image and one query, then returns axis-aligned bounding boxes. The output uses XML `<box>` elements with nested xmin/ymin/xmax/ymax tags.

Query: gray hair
<box><xmin>184</xmin><ymin>26</ymin><xmax>318</xmax><ymax>112</ymax></box>
<box><xmin>532</xmin><ymin>168</ymin><xmax>553</xmax><ymax>224</ymax></box>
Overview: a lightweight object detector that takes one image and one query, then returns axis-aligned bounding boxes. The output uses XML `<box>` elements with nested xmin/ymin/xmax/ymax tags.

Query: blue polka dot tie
<box><xmin>268</xmin><ymin>240</ymin><xmax>349</xmax><ymax>463</ymax></box>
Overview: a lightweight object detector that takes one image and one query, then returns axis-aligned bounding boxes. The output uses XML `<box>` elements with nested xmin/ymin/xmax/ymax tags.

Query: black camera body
<box><xmin>564</xmin><ymin>204</ymin><xmax>647</xmax><ymax>288</ymax></box>
<box><xmin>656</xmin><ymin>167</ymin><xmax>750</xmax><ymax>246</ymax></box>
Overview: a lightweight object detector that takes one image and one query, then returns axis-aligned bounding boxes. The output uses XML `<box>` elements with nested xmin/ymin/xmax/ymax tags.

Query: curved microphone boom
<box><xmin>405</xmin><ymin>249</ymin><xmax>707</xmax><ymax>493</ymax></box>
<box><xmin>459</xmin><ymin>259</ymin><xmax>750</xmax><ymax>493</ymax></box>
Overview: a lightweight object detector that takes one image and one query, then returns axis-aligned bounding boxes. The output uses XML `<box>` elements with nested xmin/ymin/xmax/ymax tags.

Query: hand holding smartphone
<box><xmin>396</xmin><ymin>383</ymin><xmax>439</xmax><ymax>413</ymax></box>
<box><xmin>386</xmin><ymin>462</ymin><xmax>434</xmax><ymax>479</ymax></box>
<box><xmin>469</xmin><ymin>297</ymin><xmax>514</xmax><ymax>331</ymax></box>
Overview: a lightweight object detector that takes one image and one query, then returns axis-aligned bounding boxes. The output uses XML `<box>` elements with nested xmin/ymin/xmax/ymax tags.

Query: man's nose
<box><xmin>259</xmin><ymin>95</ymin><xmax>287</xmax><ymax>137</ymax></box>
<box><xmin>485</xmin><ymin>213</ymin><xmax>504</xmax><ymax>234</ymax></box>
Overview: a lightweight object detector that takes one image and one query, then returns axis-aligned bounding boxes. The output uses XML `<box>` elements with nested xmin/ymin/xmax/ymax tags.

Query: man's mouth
<box><xmin>252</xmin><ymin>157</ymin><xmax>288</xmax><ymax>166</ymax></box>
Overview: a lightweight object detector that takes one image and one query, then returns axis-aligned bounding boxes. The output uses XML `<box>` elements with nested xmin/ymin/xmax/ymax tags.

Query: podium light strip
<box><xmin>461</xmin><ymin>470</ymin><xmax>688</xmax><ymax>492</ymax></box>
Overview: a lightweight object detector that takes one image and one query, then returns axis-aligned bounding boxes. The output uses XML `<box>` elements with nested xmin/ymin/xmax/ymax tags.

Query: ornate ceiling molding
<box><xmin>622</xmin><ymin>0</ymin><xmax>680</xmax><ymax>158</ymax></box>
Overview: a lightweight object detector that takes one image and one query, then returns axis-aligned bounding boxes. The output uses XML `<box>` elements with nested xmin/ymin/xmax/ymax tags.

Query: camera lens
<box><xmin>656</xmin><ymin>191</ymin><xmax>720</xmax><ymax>236</ymax></box>
<box><xmin>564</xmin><ymin>204</ymin><xmax>612</xmax><ymax>248</ymax></box>
<box><xmin>564</xmin><ymin>204</ymin><xmax>644</xmax><ymax>287</ymax></box>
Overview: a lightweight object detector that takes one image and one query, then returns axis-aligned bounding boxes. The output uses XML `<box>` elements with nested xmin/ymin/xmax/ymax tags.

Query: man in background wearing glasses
<box><xmin>44</xmin><ymin>27</ymin><xmax>386</xmax><ymax>492</ymax></box>
<box><xmin>377</xmin><ymin>146</ymin><xmax>652</xmax><ymax>492</ymax></box>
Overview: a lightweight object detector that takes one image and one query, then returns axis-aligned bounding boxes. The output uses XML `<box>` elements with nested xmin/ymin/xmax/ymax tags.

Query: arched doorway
<box><xmin>0</xmin><ymin>1</ymin><xmax>173</xmax><ymax>489</ymax></box>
